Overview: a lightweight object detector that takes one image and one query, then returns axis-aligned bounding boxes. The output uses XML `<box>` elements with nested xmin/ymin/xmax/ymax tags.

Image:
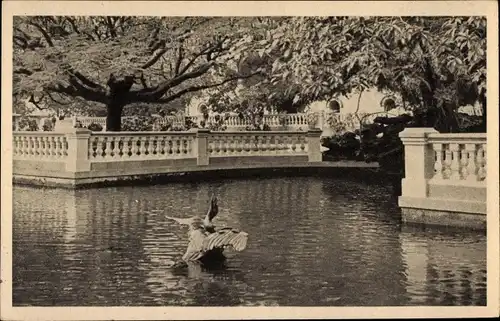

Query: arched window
<box><xmin>328</xmin><ymin>99</ymin><xmax>342</xmax><ymax>113</ymax></box>
<box><xmin>380</xmin><ymin>96</ymin><xmax>397</xmax><ymax>112</ymax></box>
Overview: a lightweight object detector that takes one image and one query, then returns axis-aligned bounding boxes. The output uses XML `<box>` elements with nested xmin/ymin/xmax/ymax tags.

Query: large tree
<box><xmin>255</xmin><ymin>16</ymin><xmax>486</xmax><ymax>133</ymax></box>
<box><xmin>13</xmin><ymin>16</ymin><xmax>264</xmax><ymax>131</ymax></box>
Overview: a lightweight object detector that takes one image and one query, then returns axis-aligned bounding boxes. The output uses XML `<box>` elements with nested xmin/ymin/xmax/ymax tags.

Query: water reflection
<box><xmin>13</xmin><ymin>177</ymin><xmax>486</xmax><ymax>306</ymax></box>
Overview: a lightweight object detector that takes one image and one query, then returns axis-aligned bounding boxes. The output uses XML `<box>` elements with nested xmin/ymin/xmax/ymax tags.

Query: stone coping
<box><xmin>13</xmin><ymin>161</ymin><xmax>383</xmax><ymax>189</ymax></box>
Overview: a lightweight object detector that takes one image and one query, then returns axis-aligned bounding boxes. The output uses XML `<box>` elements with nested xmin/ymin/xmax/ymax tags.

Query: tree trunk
<box><xmin>105</xmin><ymin>74</ymin><xmax>135</xmax><ymax>131</ymax></box>
<box><xmin>106</xmin><ymin>101</ymin><xmax>124</xmax><ymax>131</ymax></box>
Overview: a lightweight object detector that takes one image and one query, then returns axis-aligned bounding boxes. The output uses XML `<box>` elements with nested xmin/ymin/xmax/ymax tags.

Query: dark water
<box><xmin>13</xmin><ymin>177</ymin><xmax>487</xmax><ymax>306</ymax></box>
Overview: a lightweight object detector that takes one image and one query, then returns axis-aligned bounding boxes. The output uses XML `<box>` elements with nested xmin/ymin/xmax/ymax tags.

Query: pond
<box><xmin>13</xmin><ymin>176</ymin><xmax>486</xmax><ymax>306</ymax></box>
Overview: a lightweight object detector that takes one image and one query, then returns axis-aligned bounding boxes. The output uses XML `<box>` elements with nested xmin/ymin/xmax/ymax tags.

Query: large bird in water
<box><xmin>166</xmin><ymin>195</ymin><xmax>248</xmax><ymax>269</ymax></box>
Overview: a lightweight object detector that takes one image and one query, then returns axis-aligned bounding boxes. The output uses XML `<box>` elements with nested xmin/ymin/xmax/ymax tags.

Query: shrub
<box><xmin>87</xmin><ymin>122</ymin><xmax>103</xmax><ymax>132</ymax></box>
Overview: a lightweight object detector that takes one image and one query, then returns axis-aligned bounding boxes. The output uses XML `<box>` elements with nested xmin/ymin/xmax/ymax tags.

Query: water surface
<box><xmin>13</xmin><ymin>177</ymin><xmax>487</xmax><ymax>306</ymax></box>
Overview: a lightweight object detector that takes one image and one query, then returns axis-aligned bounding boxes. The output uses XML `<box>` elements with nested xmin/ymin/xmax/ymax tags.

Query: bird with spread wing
<box><xmin>166</xmin><ymin>194</ymin><xmax>248</xmax><ymax>267</ymax></box>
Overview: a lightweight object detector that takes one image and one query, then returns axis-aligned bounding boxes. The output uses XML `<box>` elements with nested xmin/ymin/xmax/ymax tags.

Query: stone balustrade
<box><xmin>398</xmin><ymin>128</ymin><xmax>487</xmax><ymax>230</ymax></box>
<box><xmin>74</xmin><ymin>112</ymin><xmax>344</xmax><ymax>132</ymax></box>
<box><xmin>13</xmin><ymin>128</ymin><xmax>323</xmax><ymax>188</ymax></box>
<box><xmin>207</xmin><ymin>132</ymin><xmax>309</xmax><ymax>157</ymax></box>
<box><xmin>428</xmin><ymin>133</ymin><xmax>487</xmax><ymax>183</ymax></box>
<box><xmin>13</xmin><ymin>132</ymin><xmax>69</xmax><ymax>160</ymax></box>
<box><xmin>88</xmin><ymin>132</ymin><xmax>196</xmax><ymax>161</ymax></box>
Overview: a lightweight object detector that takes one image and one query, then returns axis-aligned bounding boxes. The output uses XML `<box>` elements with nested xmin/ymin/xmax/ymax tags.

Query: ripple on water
<box><xmin>12</xmin><ymin>178</ymin><xmax>486</xmax><ymax>306</ymax></box>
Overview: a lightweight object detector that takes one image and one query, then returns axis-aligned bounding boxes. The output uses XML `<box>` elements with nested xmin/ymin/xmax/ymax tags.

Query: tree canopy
<box><xmin>13</xmin><ymin>16</ymin><xmax>266</xmax><ymax>130</ymax></box>
<box><xmin>254</xmin><ymin>16</ymin><xmax>486</xmax><ymax>132</ymax></box>
<box><xmin>13</xmin><ymin>16</ymin><xmax>487</xmax><ymax>133</ymax></box>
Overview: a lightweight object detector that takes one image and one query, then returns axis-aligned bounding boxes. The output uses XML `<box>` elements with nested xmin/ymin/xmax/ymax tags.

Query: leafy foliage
<box><xmin>257</xmin><ymin>16</ymin><xmax>486</xmax><ymax>133</ymax></box>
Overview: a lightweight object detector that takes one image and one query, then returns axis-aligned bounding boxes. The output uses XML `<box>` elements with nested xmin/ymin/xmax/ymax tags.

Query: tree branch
<box><xmin>65</xmin><ymin>17</ymin><xmax>80</xmax><ymax>34</ymax></box>
<box><xmin>132</xmin><ymin>63</ymin><xmax>214</xmax><ymax>102</ymax></box>
<box><xmin>46</xmin><ymin>91</ymin><xmax>72</xmax><ymax>105</ymax></box>
<box><xmin>28</xmin><ymin>93</ymin><xmax>47</xmax><ymax>110</ymax></box>
<box><xmin>139</xmin><ymin>71</ymin><xmax>262</xmax><ymax>104</ymax></box>
<box><xmin>28</xmin><ymin>22</ymin><xmax>54</xmax><ymax>47</ymax></box>
<box><xmin>48</xmin><ymin>75</ymin><xmax>108</xmax><ymax>104</ymax></box>
<box><xmin>174</xmin><ymin>45</ymin><xmax>184</xmax><ymax>76</ymax></box>
<box><xmin>140</xmin><ymin>47</ymin><xmax>171</xmax><ymax>69</ymax></box>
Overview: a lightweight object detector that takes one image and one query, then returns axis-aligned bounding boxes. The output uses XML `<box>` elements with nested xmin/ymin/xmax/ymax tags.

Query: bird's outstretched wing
<box><xmin>204</xmin><ymin>194</ymin><xmax>219</xmax><ymax>223</ymax></box>
<box><xmin>202</xmin><ymin>228</ymin><xmax>248</xmax><ymax>252</ymax></box>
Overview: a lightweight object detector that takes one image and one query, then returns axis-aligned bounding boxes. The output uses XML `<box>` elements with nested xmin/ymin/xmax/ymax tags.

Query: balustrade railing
<box><xmin>74</xmin><ymin>113</ymin><xmax>315</xmax><ymax>131</ymax></box>
<box><xmin>428</xmin><ymin>133</ymin><xmax>487</xmax><ymax>182</ymax></box>
<box><xmin>207</xmin><ymin>132</ymin><xmax>308</xmax><ymax>157</ymax></box>
<box><xmin>13</xmin><ymin>128</ymin><xmax>322</xmax><ymax>173</ymax></box>
<box><xmin>399</xmin><ymin>128</ymin><xmax>487</xmax><ymax>202</ymax></box>
<box><xmin>88</xmin><ymin>132</ymin><xmax>196</xmax><ymax>161</ymax></box>
<box><xmin>13</xmin><ymin>132</ymin><xmax>69</xmax><ymax>160</ymax></box>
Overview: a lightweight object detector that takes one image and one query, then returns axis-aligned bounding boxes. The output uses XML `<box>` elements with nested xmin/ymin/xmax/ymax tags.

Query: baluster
<box><xmin>182</xmin><ymin>138</ymin><xmax>189</xmax><ymax>155</ymax></box>
<box><xmin>260</xmin><ymin>135</ymin><xmax>268</xmax><ymax>153</ymax></box>
<box><xmin>459</xmin><ymin>145</ymin><xmax>469</xmax><ymax>180</ymax></box>
<box><xmin>63</xmin><ymin>137</ymin><xmax>69</xmax><ymax>157</ymax></box>
<box><xmin>113</xmin><ymin>136</ymin><xmax>121</xmax><ymax>159</ymax></box>
<box><xmin>301</xmin><ymin>135</ymin><xmax>307</xmax><ymax>152</ymax></box>
<box><xmin>255</xmin><ymin>135</ymin><xmax>262</xmax><ymax>152</ymax></box>
<box><xmin>37</xmin><ymin>137</ymin><xmax>45</xmax><ymax>157</ymax></box>
<box><xmin>12</xmin><ymin>136</ymin><xmax>18</xmax><ymax>157</ymax></box>
<box><xmin>166</xmin><ymin>137</ymin><xmax>173</xmax><ymax>155</ymax></box>
<box><xmin>152</xmin><ymin>136</ymin><xmax>159</xmax><ymax>157</ymax></box>
<box><xmin>290</xmin><ymin>136</ymin><xmax>299</xmax><ymax>154</ymax></box>
<box><xmin>129</xmin><ymin>137</ymin><xmax>138</xmax><ymax>158</ymax></box>
<box><xmin>121</xmin><ymin>137</ymin><xmax>130</xmax><ymax>159</ymax></box>
<box><xmin>212</xmin><ymin>136</ymin><xmax>219</xmax><ymax>154</ymax></box>
<box><xmin>18</xmin><ymin>137</ymin><xmax>24</xmax><ymax>157</ymax></box>
<box><xmin>157</xmin><ymin>136</ymin><xmax>165</xmax><ymax>157</ymax></box>
<box><xmin>147</xmin><ymin>136</ymin><xmax>155</xmax><ymax>157</ymax></box>
<box><xmin>242</xmin><ymin>135</ymin><xmax>250</xmax><ymax>153</ymax></box>
<box><xmin>432</xmin><ymin>143</ymin><xmax>444</xmax><ymax>180</ymax></box>
<box><xmin>13</xmin><ymin>136</ymin><xmax>18</xmax><ymax>157</ymax></box>
<box><xmin>87</xmin><ymin>137</ymin><xmax>95</xmax><ymax>159</ymax></box>
<box><xmin>175</xmin><ymin>137</ymin><xmax>181</xmax><ymax>156</ymax></box>
<box><xmin>477</xmin><ymin>144</ymin><xmax>486</xmax><ymax>181</ymax></box>
<box><xmin>32</xmin><ymin>136</ymin><xmax>39</xmax><ymax>156</ymax></box>
<box><xmin>104</xmin><ymin>137</ymin><xmax>113</xmax><ymax>159</ymax></box>
<box><xmin>92</xmin><ymin>137</ymin><xmax>100</xmax><ymax>159</ymax></box>
<box><xmin>139</xmin><ymin>137</ymin><xmax>147</xmax><ymax>158</ymax></box>
<box><xmin>41</xmin><ymin>137</ymin><xmax>48</xmax><ymax>157</ymax></box>
<box><xmin>449</xmin><ymin>143</ymin><xmax>461</xmax><ymax>180</ymax></box>
<box><xmin>30</xmin><ymin>136</ymin><xmax>38</xmax><ymax>157</ymax></box>
<box><xmin>464</xmin><ymin>144</ymin><xmax>477</xmax><ymax>182</ymax></box>
<box><xmin>224</xmin><ymin>136</ymin><xmax>231</xmax><ymax>154</ymax></box>
<box><xmin>442</xmin><ymin>145</ymin><xmax>452</xmax><ymax>179</ymax></box>
<box><xmin>221</xmin><ymin>136</ymin><xmax>228</xmax><ymax>155</ymax></box>
<box><xmin>54</xmin><ymin>136</ymin><xmax>61</xmax><ymax>159</ymax></box>
<box><xmin>269</xmin><ymin>135</ymin><xmax>276</xmax><ymax>152</ymax></box>
<box><xmin>45</xmin><ymin>136</ymin><xmax>53</xmax><ymax>158</ymax></box>
<box><xmin>19</xmin><ymin>136</ymin><xmax>25</xmax><ymax>157</ymax></box>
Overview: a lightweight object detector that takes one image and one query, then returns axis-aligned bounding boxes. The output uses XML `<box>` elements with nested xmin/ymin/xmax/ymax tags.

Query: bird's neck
<box><xmin>203</xmin><ymin>218</ymin><xmax>215</xmax><ymax>232</ymax></box>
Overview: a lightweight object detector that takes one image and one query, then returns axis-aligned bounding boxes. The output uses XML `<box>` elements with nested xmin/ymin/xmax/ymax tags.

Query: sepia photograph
<box><xmin>1</xmin><ymin>1</ymin><xmax>499</xmax><ymax>320</ymax></box>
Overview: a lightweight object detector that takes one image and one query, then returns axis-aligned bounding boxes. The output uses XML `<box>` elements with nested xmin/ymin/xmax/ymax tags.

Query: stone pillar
<box><xmin>307</xmin><ymin>128</ymin><xmax>323</xmax><ymax>162</ymax></box>
<box><xmin>195</xmin><ymin>128</ymin><xmax>210</xmax><ymax>166</ymax></box>
<box><xmin>399</xmin><ymin>127</ymin><xmax>438</xmax><ymax>198</ymax></box>
<box><xmin>65</xmin><ymin>128</ymin><xmax>92</xmax><ymax>173</ymax></box>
